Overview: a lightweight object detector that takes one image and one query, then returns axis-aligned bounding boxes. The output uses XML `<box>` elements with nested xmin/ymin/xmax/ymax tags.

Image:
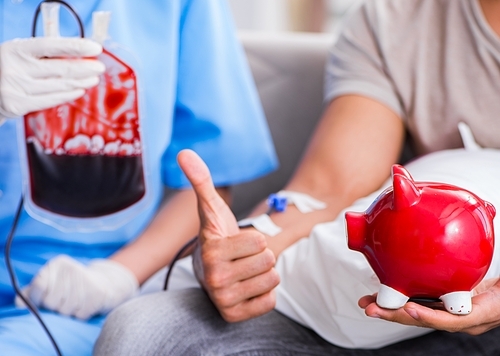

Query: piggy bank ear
<box><xmin>392</xmin><ymin>164</ymin><xmax>414</xmax><ymax>181</ymax></box>
<box><xmin>392</xmin><ymin>165</ymin><xmax>420</xmax><ymax>210</ymax></box>
<box><xmin>485</xmin><ymin>201</ymin><xmax>496</xmax><ymax>219</ymax></box>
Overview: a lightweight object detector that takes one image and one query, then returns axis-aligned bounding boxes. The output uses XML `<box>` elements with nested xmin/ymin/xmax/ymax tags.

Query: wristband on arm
<box><xmin>237</xmin><ymin>190</ymin><xmax>327</xmax><ymax>236</ymax></box>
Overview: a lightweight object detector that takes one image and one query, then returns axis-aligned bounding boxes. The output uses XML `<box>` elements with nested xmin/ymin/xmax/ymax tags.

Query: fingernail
<box><xmin>406</xmin><ymin>308</ymin><xmax>419</xmax><ymax>320</ymax></box>
<box><xmin>369</xmin><ymin>313</ymin><xmax>380</xmax><ymax>319</ymax></box>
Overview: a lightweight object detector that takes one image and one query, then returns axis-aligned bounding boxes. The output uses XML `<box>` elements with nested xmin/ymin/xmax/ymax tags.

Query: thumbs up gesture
<box><xmin>177</xmin><ymin>149</ymin><xmax>280</xmax><ymax>322</ymax></box>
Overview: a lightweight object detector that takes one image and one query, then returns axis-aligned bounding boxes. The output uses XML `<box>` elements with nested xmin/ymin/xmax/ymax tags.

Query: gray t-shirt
<box><xmin>325</xmin><ymin>0</ymin><xmax>500</xmax><ymax>156</ymax></box>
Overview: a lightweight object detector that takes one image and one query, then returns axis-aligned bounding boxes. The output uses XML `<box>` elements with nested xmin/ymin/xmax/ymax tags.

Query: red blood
<box><xmin>27</xmin><ymin>142</ymin><xmax>145</xmax><ymax>217</ymax></box>
<box><xmin>23</xmin><ymin>49</ymin><xmax>145</xmax><ymax>217</ymax></box>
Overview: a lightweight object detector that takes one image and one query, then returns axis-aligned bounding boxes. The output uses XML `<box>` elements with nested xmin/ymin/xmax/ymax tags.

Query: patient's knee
<box><xmin>94</xmin><ymin>288</ymin><xmax>214</xmax><ymax>356</ymax></box>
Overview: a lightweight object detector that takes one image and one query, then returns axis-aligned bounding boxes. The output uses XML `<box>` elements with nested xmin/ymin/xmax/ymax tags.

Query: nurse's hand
<box><xmin>0</xmin><ymin>37</ymin><xmax>105</xmax><ymax>120</ymax></box>
<box><xmin>177</xmin><ymin>149</ymin><xmax>280</xmax><ymax>323</ymax></box>
<box><xmin>16</xmin><ymin>255</ymin><xmax>139</xmax><ymax>319</ymax></box>
<box><xmin>358</xmin><ymin>278</ymin><xmax>500</xmax><ymax>335</ymax></box>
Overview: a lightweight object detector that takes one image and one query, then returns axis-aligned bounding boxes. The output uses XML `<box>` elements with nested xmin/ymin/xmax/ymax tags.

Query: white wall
<box><xmin>227</xmin><ymin>0</ymin><xmax>364</xmax><ymax>33</ymax></box>
<box><xmin>227</xmin><ymin>0</ymin><xmax>290</xmax><ymax>32</ymax></box>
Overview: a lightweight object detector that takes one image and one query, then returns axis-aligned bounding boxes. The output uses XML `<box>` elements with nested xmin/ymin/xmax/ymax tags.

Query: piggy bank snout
<box><xmin>345</xmin><ymin>211</ymin><xmax>366</xmax><ymax>252</ymax></box>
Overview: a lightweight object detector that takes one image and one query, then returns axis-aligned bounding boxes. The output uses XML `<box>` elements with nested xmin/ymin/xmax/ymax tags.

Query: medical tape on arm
<box><xmin>237</xmin><ymin>191</ymin><xmax>327</xmax><ymax>237</ymax></box>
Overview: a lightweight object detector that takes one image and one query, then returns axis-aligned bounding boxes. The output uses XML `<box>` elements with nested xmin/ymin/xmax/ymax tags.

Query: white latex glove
<box><xmin>15</xmin><ymin>255</ymin><xmax>139</xmax><ymax>320</ymax></box>
<box><xmin>0</xmin><ymin>37</ymin><xmax>105</xmax><ymax>119</ymax></box>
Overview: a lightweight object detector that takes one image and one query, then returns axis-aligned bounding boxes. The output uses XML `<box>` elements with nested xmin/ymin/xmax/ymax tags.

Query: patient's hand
<box><xmin>177</xmin><ymin>149</ymin><xmax>280</xmax><ymax>323</ymax></box>
<box><xmin>358</xmin><ymin>278</ymin><xmax>500</xmax><ymax>335</ymax></box>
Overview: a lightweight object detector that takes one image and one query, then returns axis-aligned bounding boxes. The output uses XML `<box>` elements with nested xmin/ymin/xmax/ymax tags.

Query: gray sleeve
<box><xmin>324</xmin><ymin>1</ymin><xmax>404</xmax><ymax>119</ymax></box>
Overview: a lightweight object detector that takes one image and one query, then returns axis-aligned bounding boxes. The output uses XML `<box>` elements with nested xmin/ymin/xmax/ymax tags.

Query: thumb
<box><xmin>473</xmin><ymin>277</ymin><xmax>500</xmax><ymax>296</ymax></box>
<box><xmin>177</xmin><ymin>149</ymin><xmax>219</xmax><ymax>205</ymax></box>
<box><xmin>177</xmin><ymin>149</ymin><xmax>238</xmax><ymax>239</ymax></box>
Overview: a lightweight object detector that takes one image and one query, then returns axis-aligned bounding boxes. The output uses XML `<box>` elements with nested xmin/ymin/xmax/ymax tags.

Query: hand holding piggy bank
<box><xmin>346</xmin><ymin>164</ymin><xmax>496</xmax><ymax>315</ymax></box>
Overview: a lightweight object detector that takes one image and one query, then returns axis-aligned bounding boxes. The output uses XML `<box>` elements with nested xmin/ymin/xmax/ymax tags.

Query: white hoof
<box><xmin>440</xmin><ymin>291</ymin><xmax>472</xmax><ymax>315</ymax></box>
<box><xmin>377</xmin><ymin>284</ymin><xmax>409</xmax><ymax>309</ymax></box>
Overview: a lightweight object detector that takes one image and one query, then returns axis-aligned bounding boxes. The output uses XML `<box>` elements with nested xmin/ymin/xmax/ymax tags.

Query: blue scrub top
<box><xmin>0</xmin><ymin>0</ymin><xmax>277</xmax><ymax>308</ymax></box>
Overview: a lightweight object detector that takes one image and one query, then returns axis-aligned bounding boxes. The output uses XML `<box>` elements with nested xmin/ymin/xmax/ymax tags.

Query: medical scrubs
<box><xmin>0</xmin><ymin>0</ymin><xmax>277</xmax><ymax>354</ymax></box>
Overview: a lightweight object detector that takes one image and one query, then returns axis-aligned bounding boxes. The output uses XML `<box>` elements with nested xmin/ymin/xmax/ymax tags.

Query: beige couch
<box><xmin>232</xmin><ymin>31</ymin><xmax>334</xmax><ymax>218</ymax></box>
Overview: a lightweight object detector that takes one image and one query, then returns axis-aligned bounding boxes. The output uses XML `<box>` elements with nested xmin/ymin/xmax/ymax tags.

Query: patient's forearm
<box><xmin>251</xmin><ymin>95</ymin><xmax>405</xmax><ymax>257</ymax></box>
<box><xmin>264</xmin><ymin>196</ymin><xmax>346</xmax><ymax>256</ymax></box>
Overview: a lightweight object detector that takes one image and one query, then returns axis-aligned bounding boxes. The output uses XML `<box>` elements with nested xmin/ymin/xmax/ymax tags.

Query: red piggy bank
<box><xmin>345</xmin><ymin>164</ymin><xmax>496</xmax><ymax>314</ymax></box>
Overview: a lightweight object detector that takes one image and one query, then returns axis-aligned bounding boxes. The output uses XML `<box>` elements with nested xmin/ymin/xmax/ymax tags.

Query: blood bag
<box><xmin>20</xmin><ymin>3</ymin><xmax>150</xmax><ymax>231</ymax></box>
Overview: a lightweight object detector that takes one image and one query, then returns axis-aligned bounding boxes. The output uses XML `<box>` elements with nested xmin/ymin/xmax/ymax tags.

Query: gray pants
<box><xmin>93</xmin><ymin>288</ymin><xmax>500</xmax><ymax>356</ymax></box>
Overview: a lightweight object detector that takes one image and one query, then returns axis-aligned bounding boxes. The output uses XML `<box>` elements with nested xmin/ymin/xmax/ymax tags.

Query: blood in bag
<box><xmin>24</xmin><ymin>48</ymin><xmax>146</xmax><ymax>218</ymax></box>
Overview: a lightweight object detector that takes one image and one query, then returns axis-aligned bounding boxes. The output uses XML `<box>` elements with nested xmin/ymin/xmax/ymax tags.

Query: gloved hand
<box><xmin>0</xmin><ymin>37</ymin><xmax>105</xmax><ymax>119</ymax></box>
<box><xmin>15</xmin><ymin>255</ymin><xmax>139</xmax><ymax>320</ymax></box>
